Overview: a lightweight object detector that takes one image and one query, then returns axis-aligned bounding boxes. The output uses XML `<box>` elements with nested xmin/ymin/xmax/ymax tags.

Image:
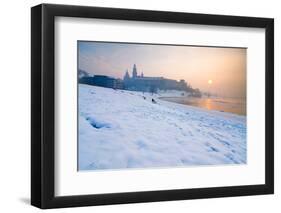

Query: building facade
<box><xmin>79</xmin><ymin>75</ymin><xmax>124</xmax><ymax>89</ymax></box>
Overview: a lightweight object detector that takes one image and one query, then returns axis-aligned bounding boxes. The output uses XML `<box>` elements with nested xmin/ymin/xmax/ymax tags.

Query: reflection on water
<box><xmin>160</xmin><ymin>96</ymin><xmax>246</xmax><ymax>116</ymax></box>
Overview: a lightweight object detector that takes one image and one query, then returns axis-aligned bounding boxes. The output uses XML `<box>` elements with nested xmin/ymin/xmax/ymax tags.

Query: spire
<box><xmin>124</xmin><ymin>69</ymin><xmax>130</xmax><ymax>80</ymax></box>
<box><xmin>132</xmin><ymin>64</ymin><xmax>137</xmax><ymax>78</ymax></box>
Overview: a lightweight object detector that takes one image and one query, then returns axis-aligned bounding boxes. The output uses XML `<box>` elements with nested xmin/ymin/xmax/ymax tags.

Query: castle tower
<box><xmin>123</xmin><ymin>69</ymin><xmax>130</xmax><ymax>81</ymax></box>
<box><xmin>132</xmin><ymin>64</ymin><xmax>137</xmax><ymax>78</ymax></box>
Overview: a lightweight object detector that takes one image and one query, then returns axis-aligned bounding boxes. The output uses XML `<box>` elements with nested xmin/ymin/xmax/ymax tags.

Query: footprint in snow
<box><xmin>85</xmin><ymin>116</ymin><xmax>111</xmax><ymax>129</ymax></box>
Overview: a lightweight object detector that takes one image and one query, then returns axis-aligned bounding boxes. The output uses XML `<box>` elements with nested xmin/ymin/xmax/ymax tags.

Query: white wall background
<box><xmin>0</xmin><ymin>0</ymin><xmax>279</xmax><ymax>212</ymax></box>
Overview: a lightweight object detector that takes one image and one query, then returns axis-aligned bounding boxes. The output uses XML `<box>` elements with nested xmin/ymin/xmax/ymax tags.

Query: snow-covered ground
<box><xmin>78</xmin><ymin>84</ymin><xmax>246</xmax><ymax>171</ymax></box>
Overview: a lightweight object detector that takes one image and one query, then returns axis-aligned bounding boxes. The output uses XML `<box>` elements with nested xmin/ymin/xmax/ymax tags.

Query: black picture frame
<box><xmin>31</xmin><ymin>3</ymin><xmax>274</xmax><ymax>209</ymax></box>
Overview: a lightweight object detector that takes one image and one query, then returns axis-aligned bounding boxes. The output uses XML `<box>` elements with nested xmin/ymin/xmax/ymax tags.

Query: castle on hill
<box><xmin>79</xmin><ymin>64</ymin><xmax>193</xmax><ymax>93</ymax></box>
<box><xmin>123</xmin><ymin>64</ymin><xmax>189</xmax><ymax>92</ymax></box>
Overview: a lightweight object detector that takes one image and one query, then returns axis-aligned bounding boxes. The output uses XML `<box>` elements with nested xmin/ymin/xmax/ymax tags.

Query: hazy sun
<box><xmin>208</xmin><ymin>79</ymin><xmax>213</xmax><ymax>84</ymax></box>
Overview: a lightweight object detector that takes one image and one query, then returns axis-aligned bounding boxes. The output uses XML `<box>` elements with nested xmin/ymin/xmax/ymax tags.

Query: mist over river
<box><xmin>160</xmin><ymin>96</ymin><xmax>246</xmax><ymax>116</ymax></box>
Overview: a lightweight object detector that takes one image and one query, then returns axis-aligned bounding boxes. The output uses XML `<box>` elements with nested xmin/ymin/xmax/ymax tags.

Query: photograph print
<box><xmin>78</xmin><ymin>41</ymin><xmax>247</xmax><ymax>171</ymax></box>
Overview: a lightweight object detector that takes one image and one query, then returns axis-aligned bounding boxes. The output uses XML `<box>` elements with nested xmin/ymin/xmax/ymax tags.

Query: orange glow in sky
<box><xmin>79</xmin><ymin>42</ymin><xmax>247</xmax><ymax>98</ymax></box>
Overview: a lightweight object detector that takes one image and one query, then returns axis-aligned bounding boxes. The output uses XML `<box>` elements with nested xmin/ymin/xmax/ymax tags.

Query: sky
<box><xmin>78</xmin><ymin>41</ymin><xmax>246</xmax><ymax>98</ymax></box>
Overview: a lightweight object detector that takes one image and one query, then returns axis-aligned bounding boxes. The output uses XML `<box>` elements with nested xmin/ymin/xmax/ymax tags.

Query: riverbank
<box><xmin>79</xmin><ymin>84</ymin><xmax>247</xmax><ymax>171</ymax></box>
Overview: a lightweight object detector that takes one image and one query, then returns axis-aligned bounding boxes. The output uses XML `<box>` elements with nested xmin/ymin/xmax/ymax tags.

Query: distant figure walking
<box><xmin>143</xmin><ymin>96</ymin><xmax>146</xmax><ymax>100</ymax></box>
<box><xmin>152</xmin><ymin>98</ymin><xmax>157</xmax><ymax>104</ymax></box>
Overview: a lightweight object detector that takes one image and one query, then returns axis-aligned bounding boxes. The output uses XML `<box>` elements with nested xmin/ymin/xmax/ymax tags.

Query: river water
<box><xmin>160</xmin><ymin>96</ymin><xmax>246</xmax><ymax>116</ymax></box>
